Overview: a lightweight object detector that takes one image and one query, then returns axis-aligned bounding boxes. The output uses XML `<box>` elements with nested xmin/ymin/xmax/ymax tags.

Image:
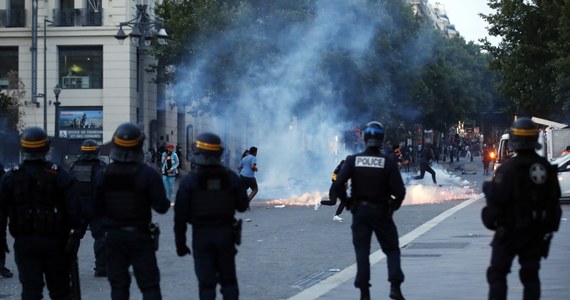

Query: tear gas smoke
<box><xmin>174</xmin><ymin>1</ymin><xmax>439</xmax><ymax>201</ymax></box>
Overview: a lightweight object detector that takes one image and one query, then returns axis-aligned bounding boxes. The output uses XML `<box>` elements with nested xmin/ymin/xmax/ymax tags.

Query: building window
<box><xmin>59</xmin><ymin>46</ymin><xmax>103</xmax><ymax>89</ymax></box>
<box><xmin>0</xmin><ymin>47</ymin><xmax>18</xmax><ymax>89</ymax></box>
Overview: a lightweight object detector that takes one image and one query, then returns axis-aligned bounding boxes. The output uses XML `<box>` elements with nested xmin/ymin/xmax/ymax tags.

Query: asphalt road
<box><xmin>0</xmin><ymin>159</ymin><xmax>488</xmax><ymax>299</ymax></box>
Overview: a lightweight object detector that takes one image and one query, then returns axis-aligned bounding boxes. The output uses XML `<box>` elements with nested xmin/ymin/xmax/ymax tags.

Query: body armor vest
<box><xmin>351</xmin><ymin>154</ymin><xmax>389</xmax><ymax>203</ymax></box>
<box><xmin>190</xmin><ymin>167</ymin><xmax>235</xmax><ymax>221</ymax></box>
<box><xmin>512</xmin><ymin>156</ymin><xmax>561</xmax><ymax>231</ymax></box>
<box><xmin>70</xmin><ymin>160</ymin><xmax>104</xmax><ymax>201</ymax></box>
<box><xmin>9</xmin><ymin>162</ymin><xmax>67</xmax><ymax>236</ymax></box>
<box><xmin>102</xmin><ymin>163</ymin><xmax>148</xmax><ymax>225</ymax></box>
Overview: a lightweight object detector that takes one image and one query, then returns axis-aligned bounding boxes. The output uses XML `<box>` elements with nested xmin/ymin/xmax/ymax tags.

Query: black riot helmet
<box><xmin>509</xmin><ymin>117</ymin><xmax>539</xmax><ymax>151</ymax></box>
<box><xmin>20</xmin><ymin>126</ymin><xmax>50</xmax><ymax>161</ymax></box>
<box><xmin>81</xmin><ymin>139</ymin><xmax>99</xmax><ymax>154</ymax></box>
<box><xmin>110</xmin><ymin>122</ymin><xmax>145</xmax><ymax>163</ymax></box>
<box><xmin>362</xmin><ymin>121</ymin><xmax>385</xmax><ymax>147</ymax></box>
<box><xmin>193</xmin><ymin>132</ymin><xmax>224</xmax><ymax>166</ymax></box>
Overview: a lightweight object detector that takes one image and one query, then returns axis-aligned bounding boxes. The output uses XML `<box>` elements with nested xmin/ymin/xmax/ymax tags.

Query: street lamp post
<box><xmin>53</xmin><ymin>85</ymin><xmax>62</xmax><ymax>138</ymax></box>
<box><xmin>43</xmin><ymin>18</ymin><xmax>53</xmax><ymax>131</ymax></box>
<box><xmin>114</xmin><ymin>5</ymin><xmax>168</xmax><ymax>143</ymax></box>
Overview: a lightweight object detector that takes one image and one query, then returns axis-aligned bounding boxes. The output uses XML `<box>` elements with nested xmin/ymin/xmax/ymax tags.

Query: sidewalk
<box><xmin>289</xmin><ymin>195</ymin><xmax>570</xmax><ymax>300</ymax></box>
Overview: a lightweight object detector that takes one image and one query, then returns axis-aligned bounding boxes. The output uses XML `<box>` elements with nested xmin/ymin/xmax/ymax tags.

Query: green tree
<box><xmin>0</xmin><ymin>71</ymin><xmax>25</xmax><ymax>132</ymax></box>
<box><xmin>481</xmin><ymin>0</ymin><xmax>570</xmax><ymax>119</ymax></box>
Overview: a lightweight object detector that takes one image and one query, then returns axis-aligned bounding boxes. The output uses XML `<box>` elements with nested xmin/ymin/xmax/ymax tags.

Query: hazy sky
<box><xmin>433</xmin><ymin>0</ymin><xmax>501</xmax><ymax>45</ymax></box>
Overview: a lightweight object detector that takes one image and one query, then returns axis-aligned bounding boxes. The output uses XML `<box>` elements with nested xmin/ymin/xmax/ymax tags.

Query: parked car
<box><xmin>551</xmin><ymin>153</ymin><xmax>570</xmax><ymax>204</ymax></box>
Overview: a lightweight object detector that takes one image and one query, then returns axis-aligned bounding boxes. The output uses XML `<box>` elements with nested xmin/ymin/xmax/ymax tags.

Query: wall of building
<box><xmin>0</xmin><ymin>0</ymin><xmax>177</xmax><ymax>150</ymax></box>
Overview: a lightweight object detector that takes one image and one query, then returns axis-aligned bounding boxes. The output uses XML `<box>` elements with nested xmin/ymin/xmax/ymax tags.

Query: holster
<box><xmin>149</xmin><ymin>223</ymin><xmax>160</xmax><ymax>251</ymax></box>
<box><xmin>542</xmin><ymin>233</ymin><xmax>553</xmax><ymax>258</ymax></box>
<box><xmin>233</xmin><ymin>219</ymin><xmax>242</xmax><ymax>246</ymax></box>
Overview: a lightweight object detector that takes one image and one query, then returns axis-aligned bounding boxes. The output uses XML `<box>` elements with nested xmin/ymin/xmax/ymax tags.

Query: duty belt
<box><xmin>358</xmin><ymin>201</ymin><xmax>385</xmax><ymax>209</ymax></box>
<box><xmin>112</xmin><ymin>225</ymin><xmax>149</xmax><ymax>232</ymax></box>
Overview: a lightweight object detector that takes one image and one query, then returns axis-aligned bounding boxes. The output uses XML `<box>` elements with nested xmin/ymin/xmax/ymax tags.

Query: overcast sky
<box><xmin>432</xmin><ymin>0</ymin><xmax>501</xmax><ymax>45</ymax></box>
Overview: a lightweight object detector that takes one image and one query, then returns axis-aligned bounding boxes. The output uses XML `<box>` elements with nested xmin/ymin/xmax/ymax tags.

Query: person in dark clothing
<box><xmin>0</xmin><ymin>127</ymin><xmax>85</xmax><ymax>298</ymax></box>
<box><xmin>482</xmin><ymin>145</ymin><xmax>493</xmax><ymax>176</ymax></box>
<box><xmin>0</xmin><ymin>162</ymin><xmax>13</xmax><ymax>278</ymax></box>
<box><xmin>69</xmin><ymin>139</ymin><xmax>108</xmax><ymax>277</ymax></box>
<box><xmin>335</xmin><ymin>121</ymin><xmax>406</xmax><ymax>300</ymax></box>
<box><xmin>409</xmin><ymin>143</ymin><xmax>437</xmax><ymax>185</ymax></box>
<box><xmin>174</xmin><ymin>132</ymin><xmax>248</xmax><ymax>300</ymax></box>
<box><xmin>94</xmin><ymin>123</ymin><xmax>170</xmax><ymax>300</ymax></box>
<box><xmin>482</xmin><ymin>118</ymin><xmax>562</xmax><ymax>300</ymax></box>
<box><xmin>314</xmin><ymin>159</ymin><xmax>347</xmax><ymax>222</ymax></box>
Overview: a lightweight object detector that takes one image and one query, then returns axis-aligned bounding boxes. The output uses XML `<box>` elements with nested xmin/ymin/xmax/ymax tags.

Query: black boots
<box><xmin>360</xmin><ymin>288</ymin><xmax>371</xmax><ymax>300</ymax></box>
<box><xmin>359</xmin><ymin>284</ymin><xmax>405</xmax><ymax>300</ymax></box>
<box><xmin>389</xmin><ymin>283</ymin><xmax>405</xmax><ymax>300</ymax></box>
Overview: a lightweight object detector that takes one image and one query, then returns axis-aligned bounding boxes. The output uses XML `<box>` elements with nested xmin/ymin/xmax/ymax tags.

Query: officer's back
<box><xmin>334</xmin><ymin>121</ymin><xmax>406</xmax><ymax>300</ymax></box>
<box><xmin>0</xmin><ymin>127</ymin><xmax>83</xmax><ymax>299</ymax></box>
<box><xmin>94</xmin><ymin>123</ymin><xmax>169</xmax><ymax>300</ymax></box>
<box><xmin>174</xmin><ymin>132</ymin><xmax>248</xmax><ymax>300</ymax></box>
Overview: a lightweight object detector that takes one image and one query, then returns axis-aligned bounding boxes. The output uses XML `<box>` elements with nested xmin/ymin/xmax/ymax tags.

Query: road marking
<box><xmin>286</xmin><ymin>194</ymin><xmax>483</xmax><ymax>300</ymax></box>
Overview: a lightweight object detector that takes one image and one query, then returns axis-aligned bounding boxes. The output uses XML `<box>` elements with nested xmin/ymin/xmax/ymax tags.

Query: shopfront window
<box><xmin>59</xmin><ymin>46</ymin><xmax>103</xmax><ymax>89</ymax></box>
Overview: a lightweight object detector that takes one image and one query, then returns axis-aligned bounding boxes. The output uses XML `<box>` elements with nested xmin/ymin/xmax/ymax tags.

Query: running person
<box><xmin>315</xmin><ymin>159</ymin><xmax>347</xmax><ymax>222</ymax></box>
<box><xmin>239</xmin><ymin>147</ymin><xmax>258</xmax><ymax>203</ymax></box>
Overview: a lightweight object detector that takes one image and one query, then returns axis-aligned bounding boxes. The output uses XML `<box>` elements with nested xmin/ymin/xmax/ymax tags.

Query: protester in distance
<box><xmin>174</xmin><ymin>132</ymin><xmax>248</xmax><ymax>300</ymax></box>
<box><xmin>161</xmin><ymin>143</ymin><xmax>180</xmax><ymax>204</ymax></box>
<box><xmin>315</xmin><ymin>159</ymin><xmax>347</xmax><ymax>222</ymax></box>
<box><xmin>94</xmin><ymin>122</ymin><xmax>170</xmax><ymax>300</ymax></box>
<box><xmin>239</xmin><ymin>146</ymin><xmax>259</xmax><ymax>204</ymax></box>
<box><xmin>482</xmin><ymin>117</ymin><xmax>562</xmax><ymax>300</ymax></box>
<box><xmin>408</xmin><ymin>143</ymin><xmax>437</xmax><ymax>185</ymax></box>
<box><xmin>482</xmin><ymin>144</ymin><xmax>494</xmax><ymax>176</ymax></box>
<box><xmin>335</xmin><ymin>121</ymin><xmax>407</xmax><ymax>300</ymax></box>
<box><xmin>0</xmin><ymin>127</ymin><xmax>85</xmax><ymax>298</ymax></box>
<box><xmin>68</xmin><ymin>139</ymin><xmax>108</xmax><ymax>277</ymax></box>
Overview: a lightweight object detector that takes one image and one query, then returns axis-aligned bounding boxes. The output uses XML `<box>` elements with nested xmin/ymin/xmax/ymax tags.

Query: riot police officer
<box><xmin>0</xmin><ymin>126</ymin><xmax>84</xmax><ymax>298</ymax></box>
<box><xmin>69</xmin><ymin>139</ymin><xmax>108</xmax><ymax>277</ymax></box>
<box><xmin>174</xmin><ymin>132</ymin><xmax>248</xmax><ymax>300</ymax></box>
<box><xmin>335</xmin><ymin>121</ymin><xmax>406</xmax><ymax>300</ymax></box>
<box><xmin>94</xmin><ymin>123</ymin><xmax>170</xmax><ymax>300</ymax></box>
<box><xmin>482</xmin><ymin>117</ymin><xmax>562</xmax><ymax>300</ymax></box>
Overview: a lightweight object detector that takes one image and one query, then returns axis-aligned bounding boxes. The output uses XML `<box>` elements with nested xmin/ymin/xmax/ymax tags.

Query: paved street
<box><xmin>1</xmin><ymin>158</ymin><xmax>568</xmax><ymax>299</ymax></box>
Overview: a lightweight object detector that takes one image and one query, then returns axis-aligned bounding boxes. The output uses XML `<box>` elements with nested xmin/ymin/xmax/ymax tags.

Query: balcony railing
<box><xmin>0</xmin><ymin>9</ymin><xmax>26</xmax><ymax>27</ymax></box>
<box><xmin>79</xmin><ymin>8</ymin><xmax>102</xmax><ymax>26</ymax></box>
<box><xmin>53</xmin><ymin>8</ymin><xmax>76</xmax><ymax>26</ymax></box>
<box><xmin>52</xmin><ymin>8</ymin><xmax>102</xmax><ymax>27</ymax></box>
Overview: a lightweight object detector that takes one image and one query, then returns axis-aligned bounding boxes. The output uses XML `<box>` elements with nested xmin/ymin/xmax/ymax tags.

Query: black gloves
<box><xmin>176</xmin><ymin>245</ymin><xmax>191</xmax><ymax>257</ymax></box>
<box><xmin>389</xmin><ymin>198</ymin><xmax>402</xmax><ymax>211</ymax></box>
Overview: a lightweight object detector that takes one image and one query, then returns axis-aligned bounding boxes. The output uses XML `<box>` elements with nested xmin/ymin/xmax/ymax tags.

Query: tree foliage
<box><xmin>481</xmin><ymin>0</ymin><xmax>570</xmax><ymax>121</ymax></box>
<box><xmin>0</xmin><ymin>71</ymin><xmax>25</xmax><ymax>132</ymax></box>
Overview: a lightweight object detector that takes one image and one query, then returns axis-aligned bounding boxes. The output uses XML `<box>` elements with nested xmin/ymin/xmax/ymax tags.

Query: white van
<box><xmin>494</xmin><ymin>131</ymin><xmax>546</xmax><ymax>171</ymax></box>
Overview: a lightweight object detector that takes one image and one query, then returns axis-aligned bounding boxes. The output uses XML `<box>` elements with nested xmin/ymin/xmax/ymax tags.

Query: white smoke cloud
<box><xmin>174</xmin><ymin>1</ymin><xmax>437</xmax><ymax>200</ymax></box>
